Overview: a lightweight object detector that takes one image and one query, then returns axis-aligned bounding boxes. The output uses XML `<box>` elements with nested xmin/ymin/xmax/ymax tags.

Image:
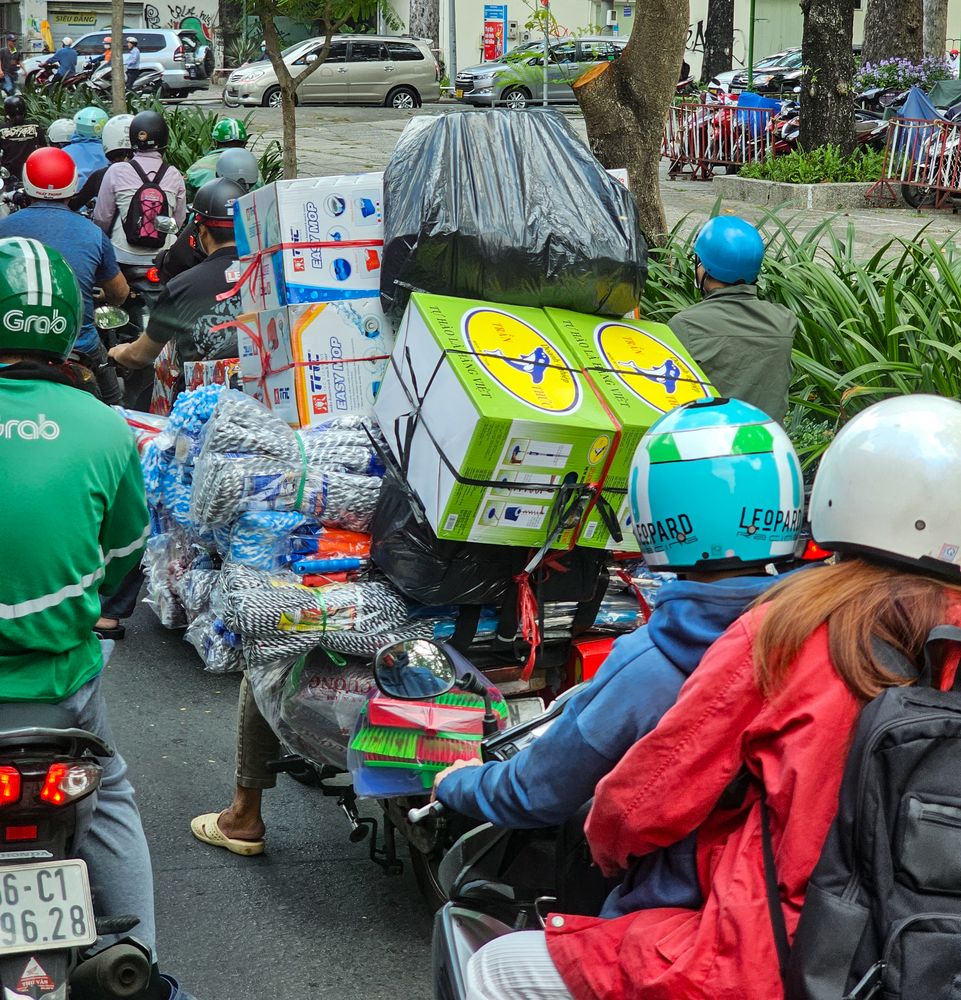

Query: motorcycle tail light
<box><xmin>0</xmin><ymin>766</ymin><xmax>20</xmax><ymax>806</ymax></box>
<box><xmin>145</xmin><ymin>267</ymin><xmax>161</xmax><ymax>284</ymax></box>
<box><xmin>40</xmin><ymin>762</ymin><xmax>102</xmax><ymax>807</ymax></box>
<box><xmin>4</xmin><ymin>826</ymin><xmax>37</xmax><ymax>842</ymax></box>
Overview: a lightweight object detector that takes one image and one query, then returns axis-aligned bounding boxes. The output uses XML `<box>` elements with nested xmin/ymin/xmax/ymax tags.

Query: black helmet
<box><xmin>129</xmin><ymin>110</ymin><xmax>168</xmax><ymax>151</ymax></box>
<box><xmin>193</xmin><ymin>177</ymin><xmax>244</xmax><ymax>225</ymax></box>
<box><xmin>3</xmin><ymin>95</ymin><xmax>25</xmax><ymax>122</ymax></box>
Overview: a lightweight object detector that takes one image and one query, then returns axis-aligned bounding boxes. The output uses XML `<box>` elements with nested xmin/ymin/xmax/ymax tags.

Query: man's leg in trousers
<box><xmin>101</xmin><ymin>564</ymin><xmax>145</xmax><ymax>622</ymax></box>
<box><xmin>60</xmin><ymin>675</ymin><xmax>157</xmax><ymax>957</ymax></box>
<box><xmin>90</xmin><ymin>341</ymin><xmax>124</xmax><ymax>407</ymax></box>
<box><xmin>465</xmin><ymin>931</ymin><xmax>574</xmax><ymax>1000</ymax></box>
<box><xmin>236</xmin><ymin>673</ymin><xmax>280</xmax><ymax>789</ymax></box>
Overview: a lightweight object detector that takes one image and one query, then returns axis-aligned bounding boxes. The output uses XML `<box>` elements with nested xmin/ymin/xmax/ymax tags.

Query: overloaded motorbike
<box><xmin>0</xmin><ymin>645</ymin><xmax>153</xmax><ymax>999</ymax></box>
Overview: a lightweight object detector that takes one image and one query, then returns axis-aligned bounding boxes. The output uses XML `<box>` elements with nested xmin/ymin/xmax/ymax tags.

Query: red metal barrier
<box><xmin>662</xmin><ymin>101</ymin><xmax>776</xmax><ymax>180</ymax></box>
<box><xmin>867</xmin><ymin>116</ymin><xmax>961</xmax><ymax>209</ymax></box>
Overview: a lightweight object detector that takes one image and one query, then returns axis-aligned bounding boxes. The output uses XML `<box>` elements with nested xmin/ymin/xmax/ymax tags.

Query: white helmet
<box><xmin>811</xmin><ymin>394</ymin><xmax>961</xmax><ymax>580</ymax></box>
<box><xmin>46</xmin><ymin>117</ymin><xmax>75</xmax><ymax>146</ymax></box>
<box><xmin>102</xmin><ymin>113</ymin><xmax>134</xmax><ymax>155</ymax></box>
<box><xmin>62</xmin><ymin>37</ymin><xmax>73</xmax><ymax>46</ymax></box>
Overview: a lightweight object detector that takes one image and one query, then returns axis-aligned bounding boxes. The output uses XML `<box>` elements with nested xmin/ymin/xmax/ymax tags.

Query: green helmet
<box><xmin>211</xmin><ymin>117</ymin><xmax>248</xmax><ymax>146</ymax></box>
<box><xmin>0</xmin><ymin>238</ymin><xmax>82</xmax><ymax>360</ymax></box>
<box><xmin>74</xmin><ymin>106</ymin><xmax>107</xmax><ymax>138</ymax></box>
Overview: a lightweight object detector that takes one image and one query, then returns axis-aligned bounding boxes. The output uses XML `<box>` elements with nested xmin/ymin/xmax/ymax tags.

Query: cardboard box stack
<box><xmin>233</xmin><ymin>173</ymin><xmax>394</xmax><ymax>428</ymax></box>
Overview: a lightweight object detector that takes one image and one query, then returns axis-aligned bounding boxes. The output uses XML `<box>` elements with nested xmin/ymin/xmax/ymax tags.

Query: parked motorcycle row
<box><xmin>26</xmin><ymin>59</ymin><xmax>166</xmax><ymax>99</ymax></box>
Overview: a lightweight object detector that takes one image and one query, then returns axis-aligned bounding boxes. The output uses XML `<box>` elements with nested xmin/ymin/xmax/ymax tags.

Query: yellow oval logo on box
<box><xmin>463</xmin><ymin>308</ymin><xmax>580</xmax><ymax>414</ymax></box>
<box><xmin>594</xmin><ymin>322</ymin><xmax>713</xmax><ymax>413</ymax></box>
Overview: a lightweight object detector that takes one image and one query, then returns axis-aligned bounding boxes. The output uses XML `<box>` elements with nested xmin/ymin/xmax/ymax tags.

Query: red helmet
<box><xmin>23</xmin><ymin>147</ymin><xmax>78</xmax><ymax>200</ymax></box>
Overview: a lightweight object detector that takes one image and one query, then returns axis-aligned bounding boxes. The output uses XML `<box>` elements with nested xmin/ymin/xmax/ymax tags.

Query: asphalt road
<box><xmin>102</xmin><ymin>604</ymin><xmax>433</xmax><ymax>1000</ymax></box>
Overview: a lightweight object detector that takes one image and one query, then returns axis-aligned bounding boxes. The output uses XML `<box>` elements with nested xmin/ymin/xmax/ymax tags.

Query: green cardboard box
<box><xmin>545</xmin><ymin>309</ymin><xmax>717</xmax><ymax>551</ymax></box>
<box><xmin>373</xmin><ymin>294</ymin><xmax>617</xmax><ymax>546</ymax></box>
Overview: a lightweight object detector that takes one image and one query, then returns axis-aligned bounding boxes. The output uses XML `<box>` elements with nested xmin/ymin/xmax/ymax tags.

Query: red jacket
<box><xmin>546</xmin><ymin>603</ymin><xmax>961</xmax><ymax>1000</ymax></box>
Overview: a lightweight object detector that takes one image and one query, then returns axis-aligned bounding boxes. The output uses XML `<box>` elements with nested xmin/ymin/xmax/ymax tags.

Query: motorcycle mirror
<box><xmin>94</xmin><ymin>305</ymin><xmax>130</xmax><ymax>330</ymax></box>
<box><xmin>373</xmin><ymin>639</ymin><xmax>457</xmax><ymax>701</ymax></box>
<box><xmin>155</xmin><ymin>216</ymin><xmax>179</xmax><ymax>235</ymax></box>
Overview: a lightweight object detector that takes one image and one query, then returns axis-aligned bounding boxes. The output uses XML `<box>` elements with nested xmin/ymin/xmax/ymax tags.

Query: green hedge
<box><xmin>739</xmin><ymin>145</ymin><xmax>884</xmax><ymax>185</ymax></box>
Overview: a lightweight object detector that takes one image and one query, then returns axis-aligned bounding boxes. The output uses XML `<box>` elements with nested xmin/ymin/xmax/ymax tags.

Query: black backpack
<box><xmin>122</xmin><ymin>160</ymin><xmax>170</xmax><ymax>249</ymax></box>
<box><xmin>771</xmin><ymin>626</ymin><xmax>961</xmax><ymax>1000</ymax></box>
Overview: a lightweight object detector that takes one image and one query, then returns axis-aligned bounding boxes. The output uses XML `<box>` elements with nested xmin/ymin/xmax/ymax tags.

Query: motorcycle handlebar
<box><xmin>408</xmin><ymin>800</ymin><xmax>445</xmax><ymax>825</ymax></box>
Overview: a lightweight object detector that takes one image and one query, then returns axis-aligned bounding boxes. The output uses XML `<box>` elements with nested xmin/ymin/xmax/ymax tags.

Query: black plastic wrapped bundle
<box><xmin>381</xmin><ymin>108</ymin><xmax>648</xmax><ymax>322</ymax></box>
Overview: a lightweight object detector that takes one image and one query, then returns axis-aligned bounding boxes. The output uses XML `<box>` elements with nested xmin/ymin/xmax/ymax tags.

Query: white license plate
<box><xmin>506</xmin><ymin>696</ymin><xmax>546</xmax><ymax>727</ymax></box>
<box><xmin>0</xmin><ymin>861</ymin><xmax>96</xmax><ymax>956</ymax></box>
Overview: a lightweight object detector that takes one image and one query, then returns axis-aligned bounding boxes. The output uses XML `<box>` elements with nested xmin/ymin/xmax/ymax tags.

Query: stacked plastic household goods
<box><xmin>230</xmin><ymin>173</ymin><xmax>396</xmax><ymax>431</ymax></box>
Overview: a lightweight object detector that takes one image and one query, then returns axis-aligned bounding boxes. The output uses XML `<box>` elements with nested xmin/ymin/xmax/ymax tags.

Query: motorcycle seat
<box><xmin>0</xmin><ymin>702</ymin><xmax>74</xmax><ymax>734</ymax></box>
<box><xmin>0</xmin><ymin>703</ymin><xmax>111</xmax><ymax>756</ymax></box>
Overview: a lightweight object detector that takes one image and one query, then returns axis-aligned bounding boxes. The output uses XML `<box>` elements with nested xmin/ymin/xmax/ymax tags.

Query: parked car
<box><xmin>22</xmin><ymin>29</ymin><xmax>212</xmax><ymax>97</ymax></box>
<box><xmin>709</xmin><ymin>48</ymin><xmax>802</xmax><ymax>96</ymax></box>
<box><xmin>454</xmin><ymin>35</ymin><xmax>626</xmax><ymax>109</ymax></box>
<box><xmin>222</xmin><ymin>35</ymin><xmax>440</xmax><ymax>109</ymax></box>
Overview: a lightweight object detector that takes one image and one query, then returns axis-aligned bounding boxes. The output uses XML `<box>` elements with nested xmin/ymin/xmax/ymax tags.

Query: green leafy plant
<box><xmin>641</xmin><ymin>205</ymin><xmax>961</xmax><ymax>469</ymax></box>
<box><xmin>855</xmin><ymin>56</ymin><xmax>953</xmax><ymax>93</ymax></box>
<box><xmin>739</xmin><ymin>145</ymin><xmax>885</xmax><ymax>184</ymax></box>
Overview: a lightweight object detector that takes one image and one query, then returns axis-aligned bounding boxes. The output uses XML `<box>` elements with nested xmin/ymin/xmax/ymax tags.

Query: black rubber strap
<box><xmin>760</xmin><ymin>793</ymin><xmax>790</xmax><ymax>982</ymax></box>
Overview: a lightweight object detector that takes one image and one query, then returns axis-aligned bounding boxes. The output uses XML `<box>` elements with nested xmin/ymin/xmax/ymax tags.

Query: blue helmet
<box><xmin>73</xmin><ymin>106</ymin><xmax>108</xmax><ymax>138</ymax></box>
<box><xmin>628</xmin><ymin>397</ymin><xmax>803</xmax><ymax>571</ymax></box>
<box><xmin>693</xmin><ymin>216</ymin><xmax>765</xmax><ymax>285</ymax></box>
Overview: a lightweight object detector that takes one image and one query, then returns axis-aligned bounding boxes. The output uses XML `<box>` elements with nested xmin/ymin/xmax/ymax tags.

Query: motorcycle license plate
<box><xmin>455</xmin><ymin>88</ymin><xmax>464</xmax><ymax>98</ymax></box>
<box><xmin>0</xmin><ymin>861</ymin><xmax>97</xmax><ymax>956</ymax></box>
<box><xmin>505</xmin><ymin>697</ymin><xmax>545</xmax><ymax>727</ymax></box>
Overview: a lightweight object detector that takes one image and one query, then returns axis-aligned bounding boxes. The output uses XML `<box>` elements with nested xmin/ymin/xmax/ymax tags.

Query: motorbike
<box><xmin>87</xmin><ymin>63</ymin><xmax>166</xmax><ymax>98</ymax></box>
<box><xmin>24</xmin><ymin>57</ymin><xmax>99</xmax><ymax>92</ymax></box>
<box><xmin>0</xmin><ymin>689</ymin><xmax>152</xmax><ymax>998</ymax></box>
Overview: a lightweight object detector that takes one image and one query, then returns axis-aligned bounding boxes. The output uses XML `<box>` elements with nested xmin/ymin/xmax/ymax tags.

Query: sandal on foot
<box><xmin>94</xmin><ymin>624</ymin><xmax>126</xmax><ymax>640</ymax></box>
<box><xmin>190</xmin><ymin>812</ymin><xmax>264</xmax><ymax>857</ymax></box>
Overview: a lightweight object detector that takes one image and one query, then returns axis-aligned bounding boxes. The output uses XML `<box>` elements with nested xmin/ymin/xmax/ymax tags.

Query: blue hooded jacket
<box><xmin>436</xmin><ymin>574</ymin><xmax>780</xmax><ymax>917</ymax></box>
<box><xmin>65</xmin><ymin>137</ymin><xmax>108</xmax><ymax>188</ymax></box>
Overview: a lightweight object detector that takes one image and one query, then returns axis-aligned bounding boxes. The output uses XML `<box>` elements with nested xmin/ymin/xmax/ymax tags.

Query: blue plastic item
<box><xmin>693</xmin><ymin>216</ymin><xmax>765</xmax><ymax>285</ymax></box>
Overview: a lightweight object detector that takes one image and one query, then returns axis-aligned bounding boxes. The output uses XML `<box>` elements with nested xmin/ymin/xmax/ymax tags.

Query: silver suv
<box><xmin>223</xmin><ymin>35</ymin><xmax>440</xmax><ymax>109</ymax></box>
<box><xmin>455</xmin><ymin>36</ymin><xmax>626</xmax><ymax>109</ymax></box>
<box><xmin>22</xmin><ymin>30</ymin><xmax>212</xmax><ymax>96</ymax></box>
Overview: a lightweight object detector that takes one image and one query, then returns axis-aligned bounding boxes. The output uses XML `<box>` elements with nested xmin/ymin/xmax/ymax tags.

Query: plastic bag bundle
<box><xmin>220</xmin><ymin>565</ymin><xmax>432</xmax><ymax>667</ymax></box>
<box><xmin>143</xmin><ymin>530</ymin><xmax>194</xmax><ymax>628</ymax></box>
<box><xmin>226</xmin><ymin>511</ymin><xmax>307</xmax><ymax>571</ymax></box>
<box><xmin>160</xmin><ymin>461</ymin><xmax>194</xmax><ymax>528</ymax></box>
<box><xmin>184</xmin><ymin>611</ymin><xmax>244</xmax><ymax>674</ymax></box>
<box><xmin>167</xmin><ymin>383</ymin><xmax>228</xmax><ymax>464</ymax></box>
<box><xmin>176</xmin><ymin>555</ymin><xmax>221</xmax><ymax>623</ymax></box>
<box><xmin>381</xmin><ymin>108</ymin><xmax>648</xmax><ymax>321</ymax></box>
<box><xmin>247</xmin><ymin>652</ymin><xmax>376</xmax><ymax>770</ymax></box>
<box><xmin>190</xmin><ymin>392</ymin><xmax>383</xmax><ymax>529</ymax></box>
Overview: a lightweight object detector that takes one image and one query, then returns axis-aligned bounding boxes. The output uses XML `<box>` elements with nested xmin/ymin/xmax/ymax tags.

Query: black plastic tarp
<box><xmin>381</xmin><ymin>108</ymin><xmax>648</xmax><ymax>321</ymax></box>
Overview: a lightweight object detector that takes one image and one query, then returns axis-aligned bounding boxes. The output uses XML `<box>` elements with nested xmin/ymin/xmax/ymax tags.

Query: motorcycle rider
<box><xmin>468</xmin><ymin>394</ymin><xmax>961</xmax><ymax>1000</ymax></box>
<box><xmin>0</xmin><ymin>147</ymin><xmax>129</xmax><ymax>405</ymax></box>
<box><xmin>46</xmin><ymin>116</ymin><xmax>75</xmax><ymax>148</ymax></box>
<box><xmin>43</xmin><ymin>35</ymin><xmax>78</xmax><ymax>85</ymax></box>
<box><xmin>184</xmin><ymin>118</ymin><xmax>253</xmax><ymax>200</ymax></box>
<box><xmin>0</xmin><ymin>94</ymin><xmax>43</xmax><ymax>182</ymax></box>
<box><xmin>1</xmin><ymin>34</ymin><xmax>19</xmax><ymax>94</ymax></box>
<box><xmin>433</xmin><ymin>398</ymin><xmax>803</xmax><ymax>911</ymax></box>
<box><xmin>124</xmin><ymin>35</ymin><xmax>141</xmax><ymax>90</ymax></box>
<box><xmin>69</xmin><ymin>112</ymin><xmax>133</xmax><ymax>211</ymax></box>
<box><xmin>668</xmin><ymin>216</ymin><xmax>797</xmax><ymax>425</ymax></box>
<box><xmin>157</xmin><ymin>148</ymin><xmax>260</xmax><ymax>282</ymax></box>
<box><xmin>0</xmin><ymin>236</ymin><xmax>197</xmax><ymax>1000</ymax></box>
<box><xmin>64</xmin><ymin>105</ymin><xmax>109</xmax><ymax>187</ymax></box>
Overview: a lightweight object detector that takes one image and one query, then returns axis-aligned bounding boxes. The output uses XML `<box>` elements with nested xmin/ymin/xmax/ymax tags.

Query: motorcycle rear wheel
<box><xmin>901</xmin><ymin>183</ymin><xmax>936</xmax><ymax>208</ymax></box>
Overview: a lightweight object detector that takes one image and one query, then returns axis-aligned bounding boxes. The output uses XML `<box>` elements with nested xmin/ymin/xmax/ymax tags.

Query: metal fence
<box><xmin>867</xmin><ymin>116</ymin><xmax>961</xmax><ymax>208</ymax></box>
<box><xmin>662</xmin><ymin>101</ymin><xmax>776</xmax><ymax>180</ymax></box>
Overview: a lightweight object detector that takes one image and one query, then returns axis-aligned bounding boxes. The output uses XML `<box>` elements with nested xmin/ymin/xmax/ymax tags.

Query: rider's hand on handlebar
<box><xmin>430</xmin><ymin>757</ymin><xmax>483</xmax><ymax>803</ymax></box>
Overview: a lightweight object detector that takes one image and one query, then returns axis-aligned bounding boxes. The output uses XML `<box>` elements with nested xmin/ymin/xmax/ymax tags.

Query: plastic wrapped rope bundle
<box><xmin>247</xmin><ymin>651</ymin><xmax>377</xmax><ymax>770</ymax></box>
<box><xmin>143</xmin><ymin>530</ymin><xmax>195</xmax><ymax>628</ymax></box>
<box><xmin>220</xmin><ymin>565</ymin><xmax>432</xmax><ymax>668</ymax></box>
<box><xmin>184</xmin><ymin>611</ymin><xmax>245</xmax><ymax>674</ymax></box>
<box><xmin>190</xmin><ymin>393</ymin><xmax>384</xmax><ymax>530</ymax></box>
<box><xmin>225</xmin><ymin>511</ymin><xmax>308</xmax><ymax>572</ymax></box>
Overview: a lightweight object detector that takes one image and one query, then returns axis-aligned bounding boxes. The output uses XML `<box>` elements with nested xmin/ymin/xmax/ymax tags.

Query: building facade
<box><xmin>384</xmin><ymin>0</ymin><xmax>961</xmax><ymax>81</ymax></box>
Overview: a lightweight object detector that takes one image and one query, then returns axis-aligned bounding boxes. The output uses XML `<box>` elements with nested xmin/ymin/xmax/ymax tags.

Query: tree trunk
<box><xmin>408</xmin><ymin>0</ymin><xmax>439</xmax><ymax>48</ymax></box>
<box><xmin>923</xmin><ymin>0</ymin><xmax>948</xmax><ymax>57</ymax></box>
<box><xmin>862</xmin><ymin>0</ymin><xmax>923</xmax><ymax>64</ymax></box>
<box><xmin>110</xmin><ymin>0</ymin><xmax>126</xmax><ymax>114</ymax></box>
<box><xmin>573</xmin><ymin>0</ymin><xmax>688</xmax><ymax>243</ymax></box>
<box><xmin>701</xmin><ymin>0</ymin><xmax>734</xmax><ymax>82</ymax></box>
<box><xmin>800</xmin><ymin>0</ymin><xmax>855</xmax><ymax>152</ymax></box>
<box><xmin>280</xmin><ymin>85</ymin><xmax>298</xmax><ymax>178</ymax></box>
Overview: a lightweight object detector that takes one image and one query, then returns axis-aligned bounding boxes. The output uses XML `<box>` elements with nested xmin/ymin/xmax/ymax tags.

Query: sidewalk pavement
<box><xmin>241</xmin><ymin>105</ymin><xmax>961</xmax><ymax>256</ymax></box>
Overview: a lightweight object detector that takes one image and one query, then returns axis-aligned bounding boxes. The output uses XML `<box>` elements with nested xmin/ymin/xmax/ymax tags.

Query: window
<box><xmin>126</xmin><ymin>32</ymin><xmax>165</xmax><ymax>52</ymax></box>
<box><xmin>578</xmin><ymin>41</ymin><xmax>620</xmax><ymax>63</ymax></box>
<box><xmin>550</xmin><ymin>40</ymin><xmax>577</xmax><ymax>64</ymax></box>
<box><xmin>294</xmin><ymin>40</ymin><xmax>346</xmax><ymax>64</ymax></box>
<box><xmin>74</xmin><ymin>36</ymin><xmax>104</xmax><ymax>56</ymax></box>
<box><xmin>387</xmin><ymin>41</ymin><xmax>424</xmax><ymax>61</ymax></box>
<box><xmin>349</xmin><ymin>39</ymin><xmax>389</xmax><ymax>62</ymax></box>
